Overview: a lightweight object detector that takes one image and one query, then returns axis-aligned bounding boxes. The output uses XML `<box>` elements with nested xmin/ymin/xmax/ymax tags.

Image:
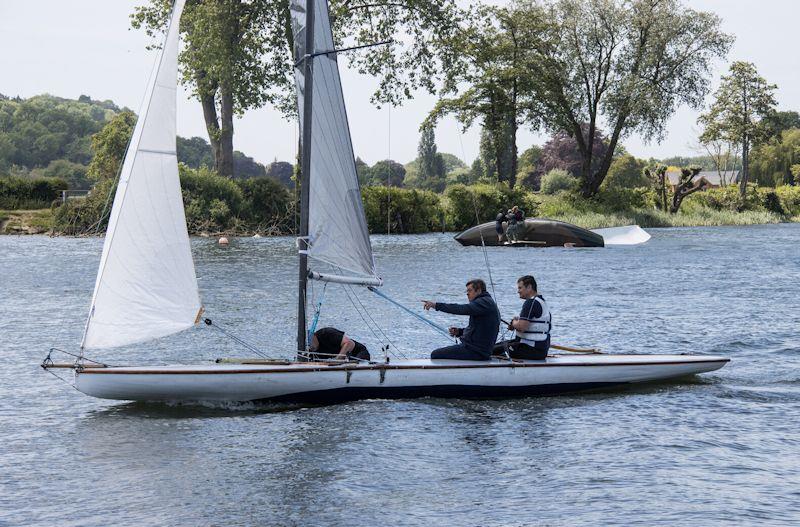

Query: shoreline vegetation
<box><xmin>2</xmin><ymin>92</ymin><xmax>799</xmax><ymax>237</ymax></box>
<box><xmin>3</xmin><ymin>176</ymin><xmax>798</xmax><ymax>236</ymax></box>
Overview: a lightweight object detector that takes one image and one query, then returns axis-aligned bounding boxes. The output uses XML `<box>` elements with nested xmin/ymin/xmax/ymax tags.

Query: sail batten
<box><xmin>82</xmin><ymin>0</ymin><xmax>201</xmax><ymax>350</ymax></box>
<box><xmin>291</xmin><ymin>0</ymin><xmax>378</xmax><ymax>282</ymax></box>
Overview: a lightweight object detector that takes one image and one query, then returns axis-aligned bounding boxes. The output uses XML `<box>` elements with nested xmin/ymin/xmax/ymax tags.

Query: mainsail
<box><xmin>81</xmin><ymin>0</ymin><xmax>201</xmax><ymax>350</ymax></box>
<box><xmin>290</xmin><ymin>0</ymin><xmax>378</xmax><ymax>281</ymax></box>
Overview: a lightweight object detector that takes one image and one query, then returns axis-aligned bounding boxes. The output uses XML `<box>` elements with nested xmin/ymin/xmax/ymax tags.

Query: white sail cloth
<box><xmin>290</xmin><ymin>0</ymin><xmax>378</xmax><ymax>280</ymax></box>
<box><xmin>82</xmin><ymin>0</ymin><xmax>201</xmax><ymax>349</ymax></box>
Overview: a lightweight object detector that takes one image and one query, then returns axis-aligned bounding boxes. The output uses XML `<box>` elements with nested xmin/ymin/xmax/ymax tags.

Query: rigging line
<box><xmin>343</xmin><ymin>282</ymin><xmax>408</xmax><ymax>360</ymax></box>
<box><xmin>345</xmin><ymin>282</ymin><xmax>409</xmax><ymax>359</ymax></box>
<box><xmin>203</xmin><ymin>318</ymin><xmax>270</xmax><ymax>359</ymax></box>
<box><xmin>367</xmin><ymin>286</ymin><xmax>455</xmax><ymax>342</ymax></box>
<box><xmin>471</xmin><ymin>193</ymin><xmax>498</xmax><ymax>302</ymax></box>
<box><xmin>340</xmin><ymin>283</ymin><xmax>384</xmax><ymax>347</ymax></box>
<box><xmin>387</xmin><ymin>103</ymin><xmax>391</xmax><ymax>235</ymax></box>
<box><xmin>340</xmin><ymin>281</ymin><xmax>407</xmax><ymax>360</ymax></box>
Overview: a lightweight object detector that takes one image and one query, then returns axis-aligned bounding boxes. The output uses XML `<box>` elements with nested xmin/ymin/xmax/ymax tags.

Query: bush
<box><xmin>594</xmin><ymin>187</ymin><xmax>656</xmax><ymax>211</ymax></box>
<box><xmin>0</xmin><ymin>176</ymin><xmax>68</xmax><ymax>209</ymax></box>
<box><xmin>687</xmin><ymin>184</ymin><xmax>762</xmax><ymax>212</ymax></box>
<box><xmin>362</xmin><ymin>186</ymin><xmax>443</xmax><ymax>234</ymax></box>
<box><xmin>776</xmin><ymin>185</ymin><xmax>800</xmax><ymax>217</ymax></box>
<box><xmin>602</xmin><ymin>154</ymin><xmax>649</xmax><ymax>189</ymax></box>
<box><xmin>443</xmin><ymin>183</ymin><xmax>538</xmax><ymax>231</ymax></box>
<box><xmin>540</xmin><ymin>169</ymin><xmax>579</xmax><ymax>195</ymax></box>
<box><xmin>761</xmin><ymin>189</ymin><xmax>787</xmax><ymax>216</ymax></box>
<box><xmin>179</xmin><ymin>165</ymin><xmax>244</xmax><ymax>232</ymax></box>
<box><xmin>52</xmin><ymin>177</ymin><xmax>116</xmax><ymax>234</ymax></box>
<box><xmin>238</xmin><ymin>176</ymin><xmax>294</xmax><ymax>233</ymax></box>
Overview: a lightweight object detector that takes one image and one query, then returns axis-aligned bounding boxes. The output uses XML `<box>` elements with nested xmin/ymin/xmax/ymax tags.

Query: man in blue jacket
<box><xmin>422</xmin><ymin>279</ymin><xmax>500</xmax><ymax>361</ymax></box>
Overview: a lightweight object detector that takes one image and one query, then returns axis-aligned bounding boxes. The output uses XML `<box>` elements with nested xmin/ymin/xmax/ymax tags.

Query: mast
<box><xmin>297</xmin><ymin>0</ymin><xmax>315</xmax><ymax>355</ymax></box>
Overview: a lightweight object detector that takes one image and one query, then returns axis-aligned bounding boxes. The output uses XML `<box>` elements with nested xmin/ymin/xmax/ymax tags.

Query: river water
<box><xmin>1</xmin><ymin>224</ymin><xmax>799</xmax><ymax>526</ymax></box>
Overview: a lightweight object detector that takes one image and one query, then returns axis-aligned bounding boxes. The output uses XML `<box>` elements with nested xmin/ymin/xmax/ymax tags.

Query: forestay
<box><xmin>82</xmin><ymin>0</ymin><xmax>202</xmax><ymax>350</ymax></box>
<box><xmin>290</xmin><ymin>0</ymin><xmax>378</xmax><ymax>281</ymax></box>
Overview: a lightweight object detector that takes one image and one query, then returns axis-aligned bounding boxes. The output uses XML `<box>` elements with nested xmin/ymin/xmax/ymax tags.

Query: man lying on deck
<box><xmin>307</xmin><ymin>327</ymin><xmax>371</xmax><ymax>362</ymax></box>
<box><xmin>422</xmin><ymin>279</ymin><xmax>500</xmax><ymax>361</ymax></box>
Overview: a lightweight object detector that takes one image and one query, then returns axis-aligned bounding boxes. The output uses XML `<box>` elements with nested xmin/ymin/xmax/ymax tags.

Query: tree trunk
<box><xmin>218</xmin><ymin>87</ymin><xmax>235</xmax><ymax>178</ymax></box>
<box><xmin>508</xmin><ymin>109</ymin><xmax>518</xmax><ymax>188</ymax></box>
<box><xmin>199</xmin><ymin>83</ymin><xmax>223</xmax><ymax>172</ymax></box>
<box><xmin>739</xmin><ymin>136</ymin><xmax>749</xmax><ymax>197</ymax></box>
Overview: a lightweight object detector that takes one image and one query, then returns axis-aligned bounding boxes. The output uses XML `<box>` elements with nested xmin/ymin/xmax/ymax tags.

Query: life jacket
<box><xmin>517</xmin><ymin>295</ymin><xmax>551</xmax><ymax>345</ymax></box>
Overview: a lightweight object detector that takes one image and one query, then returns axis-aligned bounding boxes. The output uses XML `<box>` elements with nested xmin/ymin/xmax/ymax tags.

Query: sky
<box><xmin>0</xmin><ymin>0</ymin><xmax>798</xmax><ymax>166</ymax></box>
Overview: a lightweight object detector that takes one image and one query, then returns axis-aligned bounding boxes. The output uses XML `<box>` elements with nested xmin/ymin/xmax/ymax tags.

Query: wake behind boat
<box><xmin>42</xmin><ymin>0</ymin><xmax>727</xmax><ymax>405</ymax></box>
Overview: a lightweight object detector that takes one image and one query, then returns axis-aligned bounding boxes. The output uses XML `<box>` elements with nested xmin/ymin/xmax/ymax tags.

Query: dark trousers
<box><xmin>431</xmin><ymin>343</ymin><xmax>491</xmax><ymax>361</ymax></box>
<box><xmin>492</xmin><ymin>339</ymin><xmax>548</xmax><ymax>360</ymax></box>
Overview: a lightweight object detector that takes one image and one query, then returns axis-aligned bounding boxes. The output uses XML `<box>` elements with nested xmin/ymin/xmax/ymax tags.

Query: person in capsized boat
<box><xmin>308</xmin><ymin>327</ymin><xmax>371</xmax><ymax>361</ymax></box>
<box><xmin>495</xmin><ymin>211</ymin><xmax>506</xmax><ymax>242</ymax></box>
<box><xmin>505</xmin><ymin>206</ymin><xmax>525</xmax><ymax>243</ymax></box>
<box><xmin>493</xmin><ymin>275</ymin><xmax>551</xmax><ymax>360</ymax></box>
<box><xmin>422</xmin><ymin>279</ymin><xmax>500</xmax><ymax>361</ymax></box>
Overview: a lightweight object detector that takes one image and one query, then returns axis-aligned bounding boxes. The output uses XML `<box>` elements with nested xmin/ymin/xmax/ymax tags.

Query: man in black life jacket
<box><xmin>493</xmin><ymin>274</ymin><xmax>551</xmax><ymax>360</ymax></box>
<box><xmin>422</xmin><ymin>279</ymin><xmax>500</xmax><ymax>361</ymax></box>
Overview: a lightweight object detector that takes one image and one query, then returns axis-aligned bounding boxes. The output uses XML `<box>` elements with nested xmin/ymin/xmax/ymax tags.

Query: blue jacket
<box><xmin>435</xmin><ymin>292</ymin><xmax>500</xmax><ymax>357</ymax></box>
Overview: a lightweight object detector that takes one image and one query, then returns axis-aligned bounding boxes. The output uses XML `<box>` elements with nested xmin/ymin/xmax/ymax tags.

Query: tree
<box><xmin>699</xmin><ymin>61</ymin><xmax>778</xmax><ymax>196</ymax></box>
<box><xmin>538</xmin><ymin>126</ymin><xmax>609</xmax><ymax>178</ymax></box>
<box><xmin>645</xmin><ymin>164</ymin><xmax>669</xmax><ymax>212</ymax></box>
<box><xmin>519</xmin><ymin>0</ymin><xmax>732</xmax><ymax>196</ymax></box>
<box><xmin>516</xmin><ymin>145</ymin><xmax>543</xmax><ymax>189</ymax></box>
<box><xmin>266</xmin><ymin>160</ymin><xmax>295</xmax><ymax>187</ymax></box>
<box><xmin>369</xmin><ymin>159</ymin><xmax>406</xmax><ymax>187</ymax></box>
<box><xmin>355</xmin><ymin>157</ymin><xmax>371</xmax><ymax>187</ymax></box>
<box><xmin>669</xmin><ymin>166</ymin><xmax>704</xmax><ymax>213</ymax></box>
<box><xmin>87</xmin><ymin>111</ymin><xmax>136</xmax><ymax>181</ymax></box>
<box><xmin>428</xmin><ymin>3</ymin><xmax>539</xmax><ymax>187</ymax></box>
<box><xmin>750</xmin><ymin>129</ymin><xmax>800</xmax><ymax>187</ymax></box>
<box><xmin>416</xmin><ymin>123</ymin><xmax>446</xmax><ymax>190</ymax></box>
<box><xmin>132</xmin><ymin>0</ymin><xmax>464</xmax><ymax>178</ymax></box>
<box><xmin>764</xmin><ymin>110</ymin><xmax>800</xmax><ymax>137</ymax></box>
<box><xmin>540</xmin><ymin>168</ymin><xmax>578</xmax><ymax>195</ymax></box>
<box><xmin>603</xmin><ymin>154</ymin><xmax>648</xmax><ymax>189</ymax></box>
<box><xmin>177</xmin><ymin>136</ymin><xmax>215</xmax><ymax>168</ymax></box>
<box><xmin>697</xmin><ymin>137</ymin><xmax>739</xmax><ymax>187</ymax></box>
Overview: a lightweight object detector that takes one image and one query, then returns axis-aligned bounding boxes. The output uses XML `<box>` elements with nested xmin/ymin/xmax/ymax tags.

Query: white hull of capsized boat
<box><xmin>73</xmin><ymin>354</ymin><xmax>729</xmax><ymax>403</ymax></box>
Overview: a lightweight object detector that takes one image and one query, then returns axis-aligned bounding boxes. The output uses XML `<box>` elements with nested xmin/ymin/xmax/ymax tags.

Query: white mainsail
<box><xmin>290</xmin><ymin>0</ymin><xmax>378</xmax><ymax>281</ymax></box>
<box><xmin>82</xmin><ymin>0</ymin><xmax>201</xmax><ymax>350</ymax></box>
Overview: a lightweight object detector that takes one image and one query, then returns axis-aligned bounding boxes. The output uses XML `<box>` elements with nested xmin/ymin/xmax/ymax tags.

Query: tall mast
<box><xmin>297</xmin><ymin>0</ymin><xmax>315</xmax><ymax>355</ymax></box>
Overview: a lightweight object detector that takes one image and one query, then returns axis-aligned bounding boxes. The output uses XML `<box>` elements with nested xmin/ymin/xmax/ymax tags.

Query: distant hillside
<box><xmin>0</xmin><ymin>93</ymin><xmax>272</xmax><ymax>188</ymax></box>
<box><xmin>0</xmin><ymin>94</ymin><xmax>120</xmax><ymax>187</ymax></box>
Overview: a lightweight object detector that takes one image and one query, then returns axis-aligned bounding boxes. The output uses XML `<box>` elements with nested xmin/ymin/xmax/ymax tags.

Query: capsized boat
<box><xmin>454</xmin><ymin>220</ymin><xmax>651</xmax><ymax>247</ymax></box>
<box><xmin>43</xmin><ymin>0</ymin><xmax>727</xmax><ymax>404</ymax></box>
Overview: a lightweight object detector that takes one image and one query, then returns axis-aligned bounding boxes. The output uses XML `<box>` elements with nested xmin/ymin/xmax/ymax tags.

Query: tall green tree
<box><xmin>519</xmin><ymin>0</ymin><xmax>732</xmax><ymax>196</ymax></box>
<box><xmin>132</xmin><ymin>0</ymin><xmax>463</xmax><ymax>178</ymax></box>
<box><xmin>699</xmin><ymin>61</ymin><xmax>778</xmax><ymax>196</ymax></box>
<box><xmin>428</xmin><ymin>3</ymin><xmax>537</xmax><ymax>187</ymax></box>
<box><xmin>87</xmin><ymin>111</ymin><xmax>136</xmax><ymax>181</ymax></box>
<box><xmin>416</xmin><ymin>123</ymin><xmax>446</xmax><ymax>190</ymax></box>
<box><xmin>750</xmin><ymin>128</ymin><xmax>800</xmax><ymax>186</ymax></box>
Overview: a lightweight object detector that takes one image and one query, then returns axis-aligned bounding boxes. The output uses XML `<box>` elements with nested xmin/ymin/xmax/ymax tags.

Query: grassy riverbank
<box><xmin>2</xmin><ymin>201</ymin><xmax>795</xmax><ymax>237</ymax></box>
<box><xmin>0</xmin><ymin>209</ymin><xmax>55</xmax><ymax>234</ymax></box>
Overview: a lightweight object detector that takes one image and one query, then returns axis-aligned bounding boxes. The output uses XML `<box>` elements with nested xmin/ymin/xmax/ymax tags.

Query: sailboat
<box><xmin>43</xmin><ymin>0</ymin><xmax>729</xmax><ymax>404</ymax></box>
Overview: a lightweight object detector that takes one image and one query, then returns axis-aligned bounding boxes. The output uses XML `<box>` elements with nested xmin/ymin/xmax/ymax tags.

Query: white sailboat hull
<box><xmin>74</xmin><ymin>354</ymin><xmax>729</xmax><ymax>403</ymax></box>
